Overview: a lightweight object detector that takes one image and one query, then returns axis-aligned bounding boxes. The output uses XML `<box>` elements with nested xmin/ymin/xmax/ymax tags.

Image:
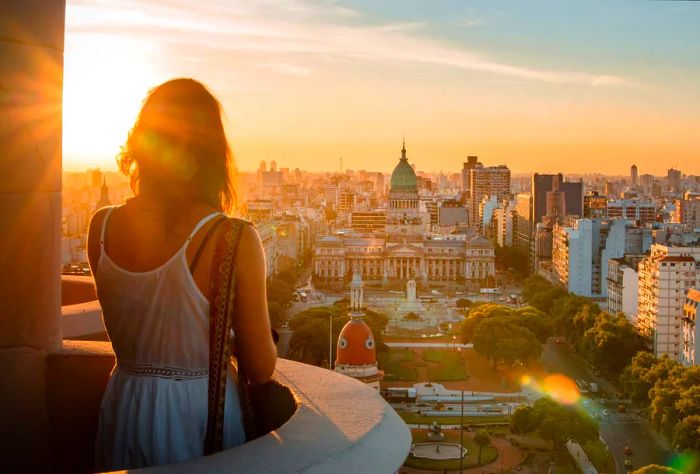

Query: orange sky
<box><xmin>62</xmin><ymin>0</ymin><xmax>700</xmax><ymax>175</ymax></box>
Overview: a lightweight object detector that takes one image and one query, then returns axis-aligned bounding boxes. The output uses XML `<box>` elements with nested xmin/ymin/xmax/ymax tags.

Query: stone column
<box><xmin>0</xmin><ymin>1</ymin><xmax>65</xmax><ymax>470</ymax></box>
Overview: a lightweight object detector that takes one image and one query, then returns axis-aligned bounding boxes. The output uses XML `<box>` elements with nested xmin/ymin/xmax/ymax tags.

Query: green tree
<box><xmin>549</xmin><ymin>293</ymin><xmax>589</xmax><ymax>334</ymax></box>
<box><xmin>579</xmin><ymin>312</ymin><xmax>649</xmax><ymax>378</ymax></box>
<box><xmin>631</xmin><ymin>466</ymin><xmax>681</xmax><ymax>474</ymax></box>
<box><xmin>495</xmin><ymin>244</ymin><xmax>528</xmax><ymax>276</ymax></box>
<box><xmin>267</xmin><ymin>278</ymin><xmax>294</xmax><ymax>309</ymax></box>
<box><xmin>473</xmin><ymin>430</ymin><xmax>491</xmax><ymax>464</ymax></box>
<box><xmin>510</xmin><ymin>405</ymin><xmax>535</xmax><ymax>434</ymax></box>
<box><xmin>267</xmin><ymin>301</ymin><xmax>284</xmax><ymax>328</ymax></box>
<box><xmin>473</xmin><ymin>318</ymin><xmax>542</xmax><ymax>368</ymax></box>
<box><xmin>459</xmin><ymin>303</ymin><xmax>511</xmax><ymax>343</ymax></box>
<box><xmin>621</xmin><ymin>352</ymin><xmax>678</xmax><ymax>404</ymax></box>
<box><xmin>515</xmin><ymin>306</ymin><xmax>554</xmax><ymax>343</ymax></box>
<box><xmin>529</xmin><ymin>397</ymin><xmax>599</xmax><ymax>450</ymax></box>
<box><xmin>455</xmin><ymin>298</ymin><xmax>472</xmax><ymax>310</ymax></box>
<box><xmin>650</xmin><ymin>365</ymin><xmax>700</xmax><ymax>438</ymax></box>
<box><xmin>672</xmin><ymin>414</ymin><xmax>700</xmax><ymax>451</ymax></box>
<box><xmin>287</xmin><ymin>304</ymin><xmax>388</xmax><ymax>367</ymax></box>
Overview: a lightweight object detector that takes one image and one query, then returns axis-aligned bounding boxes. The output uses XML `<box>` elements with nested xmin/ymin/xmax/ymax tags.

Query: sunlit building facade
<box><xmin>313</xmin><ymin>143</ymin><xmax>495</xmax><ymax>289</ymax></box>
<box><xmin>638</xmin><ymin>244</ymin><xmax>700</xmax><ymax>361</ymax></box>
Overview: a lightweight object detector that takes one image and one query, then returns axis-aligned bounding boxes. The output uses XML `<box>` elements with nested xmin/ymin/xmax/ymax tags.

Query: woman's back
<box><xmin>88</xmin><ymin>78</ymin><xmax>276</xmax><ymax>470</ymax></box>
<box><xmin>95</xmin><ymin>205</ymin><xmax>220</xmax><ymax>372</ymax></box>
<box><xmin>91</xmin><ymin>204</ymin><xmax>250</xmax><ymax>470</ymax></box>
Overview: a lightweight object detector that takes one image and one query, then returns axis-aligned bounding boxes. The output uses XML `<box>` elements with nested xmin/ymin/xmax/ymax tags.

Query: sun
<box><xmin>62</xmin><ymin>33</ymin><xmax>159</xmax><ymax>170</ymax></box>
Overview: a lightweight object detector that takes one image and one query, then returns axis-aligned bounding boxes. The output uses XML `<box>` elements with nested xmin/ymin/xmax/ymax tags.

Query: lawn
<box><xmin>582</xmin><ymin>439</ymin><xmax>616</xmax><ymax>474</ymax></box>
<box><xmin>423</xmin><ymin>349</ymin><xmax>469</xmax><ymax>381</ymax></box>
<box><xmin>379</xmin><ymin>348</ymin><xmax>418</xmax><ymax>381</ymax></box>
<box><xmin>404</xmin><ymin>429</ymin><xmax>498</xmax><ymax>471</ymax></box>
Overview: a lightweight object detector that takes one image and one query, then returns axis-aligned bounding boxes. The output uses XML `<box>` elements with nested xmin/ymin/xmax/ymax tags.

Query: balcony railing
<box><xmin>48</xmin><ymin>340</ymin><xmax>411</xmax><ymax>473</ymax></box>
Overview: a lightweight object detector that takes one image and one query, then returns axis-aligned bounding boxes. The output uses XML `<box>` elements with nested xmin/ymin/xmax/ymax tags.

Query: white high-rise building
<box><xmin>494</xmin><ymin>200</ymin><xmax>516</xmax><ymax>247</ymax></box>
<box><xmin>552</xmin><ymin>218</ymin><xmax>651</xmax><ymax>298</ymax></box>
<box><xmin>681</xmin><ymin>288</ymin><xmax>700</xmax><ymax>366</ymax></box>
<box><xmin>638</xmin><ymin>244</ymin><xmax>700</xmax><ymax>361</ymax></box>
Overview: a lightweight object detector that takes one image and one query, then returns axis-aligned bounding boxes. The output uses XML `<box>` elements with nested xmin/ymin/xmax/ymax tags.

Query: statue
<box><xmin>406</xmin><ymin>279</ymin><xmax>417</xmax><ymax>302</ymax></box>
<box><xmin>427</xmin><ymin>421</ymin><xmax>445</xmax><ymax>441</ymax></box>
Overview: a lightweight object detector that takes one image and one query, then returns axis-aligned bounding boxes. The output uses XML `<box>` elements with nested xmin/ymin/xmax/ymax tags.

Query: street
<box><xmin>539</xmin><ymin>338</ymin><xmax>671</xmax><ymax>473</ymax></box>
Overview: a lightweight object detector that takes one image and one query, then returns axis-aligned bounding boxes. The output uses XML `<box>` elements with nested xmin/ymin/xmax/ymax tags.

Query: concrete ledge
<box><xmin>47</xmin><ymin>343</ymin><xmax>411</xmax><ymax>473</ymax></box>
<box><xmin>61</xmin><ymin>275</ymin><xmax>97</xmax><ymax>306</ymax></box>
<box><xmin>62</xmin><ymin>300</ymin><xmax>106</xmax><ymax>339</ymax></box>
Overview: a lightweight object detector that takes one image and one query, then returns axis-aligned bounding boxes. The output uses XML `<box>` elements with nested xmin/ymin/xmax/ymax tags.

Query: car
<box><xmin>624</xmin><ymin>446</ymin><xmax>633</xmax><ymax>455</ymax></box>
<box><xmin>624</xmin><ymin>459</ymin><xmax>633</xmax><ymax>470</ymax></box>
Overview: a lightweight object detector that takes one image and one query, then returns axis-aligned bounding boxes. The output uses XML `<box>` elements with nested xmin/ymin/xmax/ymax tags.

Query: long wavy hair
<box><xmin>118</xmin><ymin>78</ymin><xmax>237</xmax><ymax>214</ymax></box>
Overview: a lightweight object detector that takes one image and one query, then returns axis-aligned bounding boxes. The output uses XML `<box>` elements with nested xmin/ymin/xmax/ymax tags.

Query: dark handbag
<box><xmin>203</xmin><ymin>217</ymin><xmax>257</xmax><ymax>455</ymax></box>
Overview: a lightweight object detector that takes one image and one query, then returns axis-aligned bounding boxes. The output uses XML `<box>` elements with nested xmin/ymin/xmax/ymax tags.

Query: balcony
<box><xmin>50</xmin><ymin>340</ymin><xmax>411</xmax><ymax>473</ymax></box>
<box><xmin>0</xmin><ymin>2</ymin><xmax>411</xmax><ymax>470</ymax></box>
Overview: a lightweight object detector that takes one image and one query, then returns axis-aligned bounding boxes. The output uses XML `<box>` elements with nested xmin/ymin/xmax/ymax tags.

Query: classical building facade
<box><xmin>313</xmin><ymin>142</ymin><xmax>495</xmax><ymax>289</ymax></box>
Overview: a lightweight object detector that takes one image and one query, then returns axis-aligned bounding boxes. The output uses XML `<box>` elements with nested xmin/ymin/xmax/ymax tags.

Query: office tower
<box><xmin>460</xmin><ymin>156</ymin><xmax>479</xmax><ymax>194</ymax></box>
<box><xmin>469</xmin><ymin>165</ymin><xmax>511</xmax><ymax>229</ymax></box>
<box><xmin>531</xmin><ymin>174</ymin><xmax>583</xmax><ymax>226</ymax></box>
<box><xmin>668</xmin><ymin>168</ymin><xmax>682</xmax><ymax>193</ymax></box>
<box><xmin>604</xmin><ymin>181</ymin><xmax>618</xmax><ymax>197</ymax></box>
<box><xmin>514</xmin><ymin>193</ymin><xmax>532</xmax><ymax>258</ymax></box>
<box><xmin>631</xmin><ymin>164</ymin><xmax>638</xmax><ymax>187</ymax></box>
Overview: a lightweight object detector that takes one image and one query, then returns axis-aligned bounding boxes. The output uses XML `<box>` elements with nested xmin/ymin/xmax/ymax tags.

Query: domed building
<box><xmin>385</xmin><ymin>139</ymin><xmax>427</xmax><ymax>241</ymax></box>
<box><xmin>389</xmin><ymin>140</ymin><xmax>418</xmax><ymax>191</ymax></box>
<box><xmin>312</xmin><ymin>140</ymin><xmax>496</xmax><ymax>292</ymax></box>
<box><xmin>334</xmin><ymin>272</ymin><xmax>383</xmax><ymax>390</ymax></box>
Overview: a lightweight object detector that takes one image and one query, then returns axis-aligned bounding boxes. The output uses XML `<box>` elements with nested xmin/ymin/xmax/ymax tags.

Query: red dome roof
<box><xmin>335</xmin><ymin>319</ymin><xmax>377</xmax><ymax>366</ymax></box>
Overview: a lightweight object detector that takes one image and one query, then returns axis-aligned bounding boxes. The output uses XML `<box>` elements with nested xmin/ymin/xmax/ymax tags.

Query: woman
<box><xmin>87</xmin><ymin>78</ymin><xmax>277</xmax><ymax>470</ymax></box>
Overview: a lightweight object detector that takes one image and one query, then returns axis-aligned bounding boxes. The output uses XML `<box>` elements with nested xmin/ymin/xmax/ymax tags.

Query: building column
<box><xmin>0</xmin><ymin>1</ymin><xmax>65</xmax><ymax>469</ymax></box>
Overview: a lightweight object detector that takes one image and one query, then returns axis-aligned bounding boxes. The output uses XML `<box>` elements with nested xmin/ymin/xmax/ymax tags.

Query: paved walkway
<box><xmin>566</xmin><ymin>440</ymin><xmax>598</xmax><ymax>474</ymax></box>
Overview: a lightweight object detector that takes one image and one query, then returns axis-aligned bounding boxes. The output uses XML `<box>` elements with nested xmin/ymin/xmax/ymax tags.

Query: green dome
<box><xmin>390</xmin><ymin>142</ymin><xmax>417</xmax><ymax>191</ymax></box>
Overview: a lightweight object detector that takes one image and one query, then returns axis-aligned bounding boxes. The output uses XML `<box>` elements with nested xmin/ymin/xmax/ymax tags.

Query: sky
<box><xmin>63</xmin><ymin>0</ymin><xmax>700</xmax><ymax>175</ymax></box>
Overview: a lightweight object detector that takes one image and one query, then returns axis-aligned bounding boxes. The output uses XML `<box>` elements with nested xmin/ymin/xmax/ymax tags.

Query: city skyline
<box><xmin>63</xmin><ymin>1</ymin><xmax>700</xmax><ymax>174</ymax></box>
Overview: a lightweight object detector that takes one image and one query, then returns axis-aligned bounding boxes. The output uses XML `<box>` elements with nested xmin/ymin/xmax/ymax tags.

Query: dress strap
<box><xmin>99</xmin><ymin>206</ymin><xmax>116</xmax><ymax>250</ymax></box>
<box><xmin>184</xmin><ymin>212</ymin><xmax>224</xmax><ymax>247</ymax></box>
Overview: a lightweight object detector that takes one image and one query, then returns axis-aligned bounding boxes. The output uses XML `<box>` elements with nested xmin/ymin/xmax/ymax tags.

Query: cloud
<box><xmin>66</xmin><ymin>0</ymin><xmax>629</xmax><ymax>87</ymax></box>
<box><xmin>263</xmin><ymin>61</ymin><xmax>312</xmax><ymax>77</ymax></box>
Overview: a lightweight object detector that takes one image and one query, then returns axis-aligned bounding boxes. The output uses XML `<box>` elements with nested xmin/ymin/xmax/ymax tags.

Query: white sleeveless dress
<box><xmin>94</xmin><ymin>207</ymin><xmax>246</xmax><ymax>471</ymax></box>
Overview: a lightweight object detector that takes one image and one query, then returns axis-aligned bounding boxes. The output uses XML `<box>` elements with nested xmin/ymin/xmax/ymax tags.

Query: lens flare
<box><xmin>541</xmin><ymin>374</ymin><xmax>580</xmax><ymax>405</ymax></box>
<box><xmin>668</xmin><ymin>451</ymin><xmax>700</xmax><ymax>474</ymax></box>
<box><xmin>521</xmin><ymin>374</ymin><xmax>533</xmax><ymax>386</ymax></box>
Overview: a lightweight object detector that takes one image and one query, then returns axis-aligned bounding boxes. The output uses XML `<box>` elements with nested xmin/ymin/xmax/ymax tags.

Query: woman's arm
<box><xmin>232</xmin><ymin>224</ymin><xmax>277</xmax><ymax>384</ymax></box>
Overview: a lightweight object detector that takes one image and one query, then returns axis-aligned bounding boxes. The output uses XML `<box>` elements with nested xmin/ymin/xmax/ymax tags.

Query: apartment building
<box><xmin>552</xmin><ymin>218</ymin><xmax>651</xmax><ymax>298</ymax></box>
<box><xmin>681</xmin><ymin>288</ymin><xmax>700</xmax><ymax>366</ymax></box>
<box><xmin>638</xmin><ymin>244</ymin><xmax>700</xmax><ymax>361</ymax></box>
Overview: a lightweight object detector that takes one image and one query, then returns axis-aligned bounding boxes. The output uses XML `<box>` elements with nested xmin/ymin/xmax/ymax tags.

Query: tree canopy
<box><xmin>287</xmin><ymin>302</ymin><xmax>388</xmax><ymax>367</ymax></box>
<box><xmin>459</xmin><ymin>303</ymin><xmax>551</xmax><ymax>367</ymax></box>
<box><xmin>510</xmin><ymin>397</ymin><xmax>598</xmax><ymax>450</ymax></box>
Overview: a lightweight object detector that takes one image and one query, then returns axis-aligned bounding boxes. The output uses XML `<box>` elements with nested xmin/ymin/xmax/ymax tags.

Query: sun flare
<box><xmin>62</xmin><ymin>34</ymin><xmax>158</xmax><ymax>169</ymax></box>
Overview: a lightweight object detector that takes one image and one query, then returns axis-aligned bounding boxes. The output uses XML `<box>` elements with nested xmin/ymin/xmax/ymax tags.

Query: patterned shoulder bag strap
<box><xmin>204</xmin><ymin>217</ymin><xmax>252</xmax><ymax>455</ymax></box>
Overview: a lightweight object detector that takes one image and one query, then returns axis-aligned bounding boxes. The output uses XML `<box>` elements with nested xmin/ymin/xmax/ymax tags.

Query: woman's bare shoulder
<box><xmin>233</xmin><ymin>221</ymin><xmax>264</xmax><ymax>269</ymax></box>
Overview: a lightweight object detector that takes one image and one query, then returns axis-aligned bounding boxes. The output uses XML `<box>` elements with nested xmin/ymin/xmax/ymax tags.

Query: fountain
<box><xmin>427</xmin><ymin>421</ymin><xmax>445</xmax><ymax>441</ymax></box>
